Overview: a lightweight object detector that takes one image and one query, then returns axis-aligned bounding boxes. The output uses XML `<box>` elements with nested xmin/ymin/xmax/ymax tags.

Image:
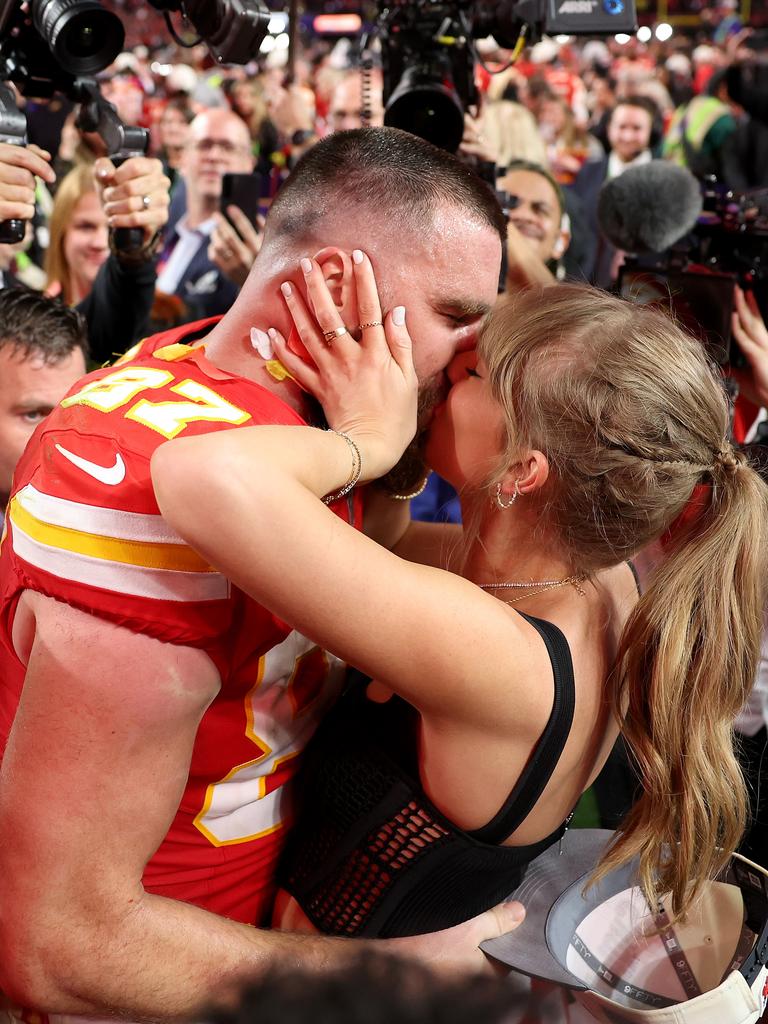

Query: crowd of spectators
<box><xmin>3</xmin><ymin>4</ymin><xmax>767</xmax><ymax>332</ymax></box>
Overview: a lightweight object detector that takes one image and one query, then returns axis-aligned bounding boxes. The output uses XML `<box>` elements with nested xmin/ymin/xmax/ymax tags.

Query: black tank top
<box><xmin>278</xmin><ymin>612</ymin><xmax>576</xmax><ymax>938</ymax></box>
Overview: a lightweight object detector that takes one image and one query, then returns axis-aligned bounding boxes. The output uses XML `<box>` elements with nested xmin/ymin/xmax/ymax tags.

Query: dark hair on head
<box><xmin>266</xmin><ymin>126</ymin><xmax>507</xmax><ymax>247</ymax></box>
<box><xmin>706</xmin><ymin>66</ymin><xmax>730</xmax><ymax>98</ymax></box>
<box><xmin>611</xmin><ymin>95</ymin><xmax>660</xmax><ymax>123</ymax></box>
<box><xmin>162</xmin><ymin>96</ymin><xmax>195</xmax><ymax>124</ymax></box>
<box><xmin>202</xmin><ymin>951</ymin><xmax>539</xmax><ymax>1024</ymax></box>
<box><xmin>0</xmin><ymin>288</ymin><xmax>89</xmax><ymax>363</ymax></box>
<box><xmin>504</xmin><ymin>159</ymin><xmax>566</xmax><ymax>217</ymax></box>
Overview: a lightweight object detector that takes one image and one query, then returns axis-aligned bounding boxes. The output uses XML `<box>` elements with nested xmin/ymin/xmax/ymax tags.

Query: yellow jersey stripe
<box><xmin>11</xmin><ymin>518</ymin><xmax>229</xmax><ymax>601</ymax></box>
<box><xmin>9</xmin><ymin>495</ymin><xmax>212</xmax><ymax>573</ymax></box>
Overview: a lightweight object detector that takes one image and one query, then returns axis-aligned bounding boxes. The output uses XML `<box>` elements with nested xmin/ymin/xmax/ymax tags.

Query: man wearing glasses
<box><xmin>157</xmin><ymin>109</ymin><xmax>255</xmax><ymax>320</ymax></box>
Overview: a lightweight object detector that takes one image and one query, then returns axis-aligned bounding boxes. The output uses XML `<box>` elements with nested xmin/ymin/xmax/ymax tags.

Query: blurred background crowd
<box><xmin>2</xmin><ymin>0</ymin><xmax>767</xmax><ymax>345</ymax></box>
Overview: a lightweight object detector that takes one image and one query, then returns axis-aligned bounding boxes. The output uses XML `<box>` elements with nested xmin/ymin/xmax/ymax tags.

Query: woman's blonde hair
<box><xmin>45</xmin><ymin>163</ymin><xmax>97</xmax><ymax>306</ymax></box>
<box><xmin>480</xmin><ymin>100</ymin><xmax>548</xmax><ymax>169</ymax></box>
<box><xmin>480</xmin><ymin>284</ymin><xmax>768</xmax><ymax>917</ymax></box>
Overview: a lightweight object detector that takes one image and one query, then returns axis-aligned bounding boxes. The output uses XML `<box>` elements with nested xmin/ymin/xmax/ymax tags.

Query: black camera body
<box><xmin>0</xmin><ymin>0</ymin><xmax>271</xmax><ymax>244</ymax></box>
<box><xmin>619</xmin><ymin>184</ymin><xmax>768</xmax><ymax>368</ymax></box>
<box><xmin>377</xmin><ymin>0</ymin><xmax>637</xmax><ymax>152</ymax></box>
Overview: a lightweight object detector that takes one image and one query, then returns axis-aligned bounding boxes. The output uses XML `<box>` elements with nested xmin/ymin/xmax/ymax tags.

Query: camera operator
<box><xmin>0</xmin><ymin>140</ymin><xmax>171</xmax><ymax>362</ymax></box>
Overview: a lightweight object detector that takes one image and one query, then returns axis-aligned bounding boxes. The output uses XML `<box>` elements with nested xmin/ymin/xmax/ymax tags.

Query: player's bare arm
<box><xmin>0</xmin><ymin>592</ymin><xmax>523</xmax><ymax>1016</ymax></box>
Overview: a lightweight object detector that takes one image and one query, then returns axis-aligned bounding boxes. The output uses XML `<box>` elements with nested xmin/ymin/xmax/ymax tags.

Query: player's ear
<box><xmin>313</xmin><ymin>247</ymin><xmax>359</xmax><ymax>328</ymax></box>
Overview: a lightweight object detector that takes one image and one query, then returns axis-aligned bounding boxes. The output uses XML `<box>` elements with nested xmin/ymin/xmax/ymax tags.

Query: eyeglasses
<box><xmin>191</xmin><ymin>138</ymin><xmax>251</xmax><ymax>155</ymax></box>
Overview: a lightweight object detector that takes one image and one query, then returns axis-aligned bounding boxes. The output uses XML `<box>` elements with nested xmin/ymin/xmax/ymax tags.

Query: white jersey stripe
<box><xmin>18</xmin><ymin>484</ymin><xmax>187</xmax><ymax>545</ymax></box>
<box><xmin>11</xmin><ymin>519</ymin><xmax>230</xmax><ymax>602</ymax></box>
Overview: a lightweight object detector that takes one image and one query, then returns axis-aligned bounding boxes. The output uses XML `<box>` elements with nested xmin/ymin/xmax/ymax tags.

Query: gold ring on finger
<box><xmin>359</xmin><ymin>321</ymin><xmax>383</xmax><ymax>330</ymax></box>
<box><xmin>322</xmin><ymin>326</ymin><xmax>348</xmax><ymax>344</ymax></box>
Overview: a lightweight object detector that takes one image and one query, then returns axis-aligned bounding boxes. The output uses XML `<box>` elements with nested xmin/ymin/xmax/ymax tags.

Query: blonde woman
<box><xmin>44</xmin><ymin>163</ymin><xmax>108</xmax><ymax>306</ymax></box>
<box><xmin>153</xmin><ymin>267</ymin><xmax>768</xmax><ymax>937</ymax></box>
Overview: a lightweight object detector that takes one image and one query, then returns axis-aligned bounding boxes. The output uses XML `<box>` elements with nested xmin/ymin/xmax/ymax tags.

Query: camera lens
<box><xmin>384</xmin><ymin>67</ymin><xmax>465</xmax><ymax>152</ymax></box>
<box><xmin>32</xmin><ymin>0</ymin><xmax>124</xmax><ymax>75</ymax></box>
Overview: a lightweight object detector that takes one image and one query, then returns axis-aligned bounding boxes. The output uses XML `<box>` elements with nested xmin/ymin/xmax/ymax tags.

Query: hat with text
<box><xmin>481</xmin><ymin>829</ymin><xmax>768</xmax><ymax>1024</ymax></box>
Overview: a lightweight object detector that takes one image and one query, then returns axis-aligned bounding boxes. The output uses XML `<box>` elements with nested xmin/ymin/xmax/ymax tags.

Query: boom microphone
<box><xmin>597</xmin><ymin>161</ymin><xmax>703</xmax><ymax>253</ymax></box>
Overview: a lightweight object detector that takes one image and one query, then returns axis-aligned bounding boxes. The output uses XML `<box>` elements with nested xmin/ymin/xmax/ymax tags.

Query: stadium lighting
<box><xmin>637</xmin><ymin>25</ymin><xmax>652</xmax><ymax>42</ymax></box>
<box><xmin>655</xmin><ymin>22</ymin><xmax>673</xmax><ymax>41</ymax></box>
<box><xmin>614</xmin><ymin>33</ymin><xmax>631</xmax><ymax>44</ymax></box>
<box><xmin>268</xmin><ymin>13</ymin><xmax>288</xmax><ymax>34</ymax></box>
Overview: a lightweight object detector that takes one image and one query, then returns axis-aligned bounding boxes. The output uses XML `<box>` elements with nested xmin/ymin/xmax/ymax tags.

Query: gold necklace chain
<box><xmin>479</xmin><ymin>574</ymin><xmax>588</xmax><ymax>605</ymax></box>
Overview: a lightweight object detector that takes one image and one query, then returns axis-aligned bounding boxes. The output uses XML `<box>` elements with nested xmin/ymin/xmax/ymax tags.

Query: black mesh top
<box><xmin>278</xmin><ymin>612</ymin><xmax>576</xmax><ymax>938</ymax></box>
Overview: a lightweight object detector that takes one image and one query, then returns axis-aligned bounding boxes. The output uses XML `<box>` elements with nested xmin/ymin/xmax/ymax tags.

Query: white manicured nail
<box><xmin>250</xmin><ymin>327</ymin><xmax>273</xmax><ymax>360</ymax></box>
<box><xmin>392</xmin><ymin>306</ymin><xmax>406</xmax><ymax>326</ymax></box>
<box><xmin>352</xmin><ymin>249</ymin><xmax>364</xmax><ymax>264</ymax></box>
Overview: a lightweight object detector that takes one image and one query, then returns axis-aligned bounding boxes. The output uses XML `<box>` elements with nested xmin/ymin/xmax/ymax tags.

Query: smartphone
<box><xmin>220</xmin><ymin>172</ymin><xmax>263</xmax><ymax>238</ymax></box>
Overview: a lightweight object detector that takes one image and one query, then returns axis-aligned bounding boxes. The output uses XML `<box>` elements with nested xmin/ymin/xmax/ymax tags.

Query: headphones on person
<box><xmin>610</xmin><ymin>97</ymin><xmax>664</xmax><ymax>154</ymax></box>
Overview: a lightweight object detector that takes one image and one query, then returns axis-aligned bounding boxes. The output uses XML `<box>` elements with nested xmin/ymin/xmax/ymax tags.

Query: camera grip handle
<box><xmin>0</xmin><ymin>218</ymin><xmax>25</xmax><ymax>244</ymax></box>
<box><xmin>112</xmin><ymin>226</ymin><xmax>145</xmax><ymax>252</ymax></box>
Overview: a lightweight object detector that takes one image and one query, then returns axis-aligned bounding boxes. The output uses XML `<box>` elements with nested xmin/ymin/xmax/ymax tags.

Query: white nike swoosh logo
<box><xmin>55</xmin><ymin>444</ymin><xmax>127</xmax><ymax>486</ymax></box>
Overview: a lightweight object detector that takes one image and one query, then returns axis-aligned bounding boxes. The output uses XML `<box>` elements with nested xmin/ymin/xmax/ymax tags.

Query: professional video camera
<box><xmin>373</xmin><ymin>0</ymin><xmax>637</xmax><ymax>152</ymax></box>
<box><xmin>600</xmin><ymin>163</ymin><xmax>768</xmax><ymax>368</ymax></box>
<box><xmin>0</xmin><ymin>0</ymin><xmax>270</xmax><ymax>244</ymax></box>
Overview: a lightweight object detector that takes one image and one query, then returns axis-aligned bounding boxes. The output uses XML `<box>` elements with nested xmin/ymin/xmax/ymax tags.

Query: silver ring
<box><xmin>142</xmin><ymin>194</ymin><xmax>151</xmax><ymax>209</ymax></box>
<box><xmin>359</xmin><ymin>320</ymin><xmax>383</xmax><ymax>330</ymax></box>
<box><xmin>322</xmin><ymin>326</ymin><xmax>348</xmax><ymax>343</ymax></box>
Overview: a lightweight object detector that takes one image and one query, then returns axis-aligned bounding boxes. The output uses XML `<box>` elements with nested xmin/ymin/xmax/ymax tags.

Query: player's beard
<box><xmin>378</xmin><ymin>374</ymin><xmax>445</xmax><ymax>496</ymax></box>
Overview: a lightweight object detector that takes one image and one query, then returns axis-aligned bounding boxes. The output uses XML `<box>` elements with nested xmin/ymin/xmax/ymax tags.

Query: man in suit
<box><xmin>570</xmin><ymin>96</ymin><xmax>658</xmax><ymax>288</ymax></box>
<box><xmin>157</xmin><ymin>108</ymin><xmax>254</xmax><ymax>320</ymax></box>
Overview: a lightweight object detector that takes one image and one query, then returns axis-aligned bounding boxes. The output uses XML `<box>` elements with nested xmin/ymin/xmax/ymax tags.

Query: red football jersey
<box><xmin>0</xmin><ymin>320</ymin><xmax>360</xmax><ymax>927</ymax></box>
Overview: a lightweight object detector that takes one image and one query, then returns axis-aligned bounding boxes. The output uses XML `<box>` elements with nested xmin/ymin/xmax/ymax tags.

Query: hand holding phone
<box><xmin>220</xmin><ymin>171</ymin><xmax>263</xmax><ymax>237</ymax></box>
<box><xmin>209</xmin><ymin>205</ymin><xmax>263</xmax><ymax>288</ymax></box>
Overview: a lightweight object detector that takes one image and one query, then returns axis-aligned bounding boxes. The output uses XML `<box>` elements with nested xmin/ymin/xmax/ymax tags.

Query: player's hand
<box><xmin>269</xmin><ymin>251</ymin><xmax>418</xmax><ymax>481</ymax></box>
<box><xmin>208</xmin><ymin>208</ymin><xmax>264</xmax><ymax>287</ymax></box>
<box><xmin>95</xmin><ymin>156</ymin><xmax>171</xmax><ymax>242</ymax></box>
<box><xmin>387</xmin><ymin>899</ymin><xmax>525</xmax><ymax>976</ymax></box>
<box><xmin>731</xmin><ymin>286</ymin><xmax>768</xmax><ymax>409</ymax></box>
<box><xmin>0</xmin><ymin>142</ymin><xmax>56</xmax><ymax>222</ymax></box>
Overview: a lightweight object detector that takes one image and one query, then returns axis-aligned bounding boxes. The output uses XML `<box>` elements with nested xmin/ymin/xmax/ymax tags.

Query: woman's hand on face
<box><xmin>268</xmin><ymin>250</ymin><xmax>418</xmax><ymax>482</ymax></box>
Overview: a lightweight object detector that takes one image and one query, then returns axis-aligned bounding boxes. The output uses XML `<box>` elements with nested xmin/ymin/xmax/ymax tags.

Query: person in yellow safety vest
<box><xmin>663</xmin><ymin>67</ymin><xmax>738</xmax><ymax>180</ymax></box>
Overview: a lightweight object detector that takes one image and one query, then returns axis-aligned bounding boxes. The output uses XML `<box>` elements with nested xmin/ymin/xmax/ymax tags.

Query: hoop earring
<box><xmin>495</xmin><ymin>481</ymin><xmax>519</xmax><ymax>510</ymax></box>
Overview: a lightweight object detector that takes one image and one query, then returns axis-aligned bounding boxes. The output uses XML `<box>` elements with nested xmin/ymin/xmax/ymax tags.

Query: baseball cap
<box><xmin>481</xmin><ymin>829</ymin><xmax>768</xmax><ymax>1024</ymax></box>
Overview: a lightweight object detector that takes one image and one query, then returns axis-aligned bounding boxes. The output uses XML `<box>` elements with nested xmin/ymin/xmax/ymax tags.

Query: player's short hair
<box><xmin>265</xmin><ymin>126</ymin><xmax>507</xmax><ymax>247</ymax></box>
<box><xmin>0</xmin><ymin>288</ymin><xmax>89</xmax><ymax>364</ymax></box>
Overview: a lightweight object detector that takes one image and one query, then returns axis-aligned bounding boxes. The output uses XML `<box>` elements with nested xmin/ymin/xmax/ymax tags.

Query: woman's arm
<box><xmin>152</xmin><ymin>254</ymin><xmax>528</xmax><ymax>727</ymax></box>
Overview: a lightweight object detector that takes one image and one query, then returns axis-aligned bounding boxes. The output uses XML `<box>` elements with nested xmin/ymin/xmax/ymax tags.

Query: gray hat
<box><xmin>482</xmin><ymin>829</ymin><xmax>768</xmax><ymax>1023</ymax></box>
